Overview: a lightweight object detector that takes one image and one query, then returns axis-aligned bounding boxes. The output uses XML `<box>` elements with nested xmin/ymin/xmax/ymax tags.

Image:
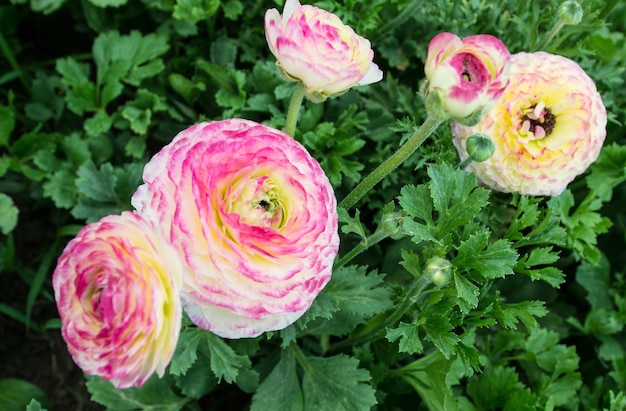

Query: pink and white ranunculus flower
<box><xmin>132</xmin><ymin>119</ymin><xmax>339</xmax><ymax>339</ymax></box>
<box><xmin>424</xmin><ymin>32</ymin><xmax>510</xmax><ymax>122</ymax></box>
<box><xmin>53</xmin><ymin>211</ymin><xmax>182</xmax><ymax>389</ymax></box>
<box><xmin>452</xmin><ymin>52</ymin><xmax>607</xmax><ymax>196</ymax></box>
<box><xmin>265</xmin><ymin>0</ymin><xmax>383</xmax><ymax>102</ymax></box>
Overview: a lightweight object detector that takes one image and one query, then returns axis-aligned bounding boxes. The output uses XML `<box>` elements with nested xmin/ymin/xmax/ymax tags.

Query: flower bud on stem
<box><xmin>536</xmin><ymin>1</ymin><xmax>583</xmax><ymax>50</ymax></box>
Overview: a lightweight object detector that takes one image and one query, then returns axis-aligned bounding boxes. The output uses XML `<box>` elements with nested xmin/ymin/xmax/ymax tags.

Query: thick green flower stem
<box><xmin>334</xmin><ymin>229</ymin><xmax>390</xmax><ymax>270</ymax></box>
<box><xmin>339</xmin><ymin>116</ymin><xmax>444</xmax><ymax>210</ymax></box>
<box><xmin>329</xmin><ymin>275</ymin><xmax>432</xmax><ymax>352</ymax></box>
<box><xmin>536</xmin><ymin>20</ymin><xmax>565</xmax><ymax>51</ymax></box>
<box><xmin>284</xmin><ymin>82</ymin><xmax>306</xmax><ymax>137</ymax></box>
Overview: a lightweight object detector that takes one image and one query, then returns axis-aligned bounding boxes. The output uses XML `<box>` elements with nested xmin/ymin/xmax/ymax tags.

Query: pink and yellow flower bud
<box><xmin>452</xmin><ymin>52</ymin><xmax>607</xmax><ymax>196</ymax></box>
<box><xmin>264</xmin><ymin>0</ymin><xmax>383</xmax><ymax>102</ymax></box>
<box><xmin>132</xmin><ymin>119</ymin><xmax>339</xmax><ymax>339</ymax></box>
<box><xmin>424</xmin><ymin>33</ymin><xmax>511</xmax><ymax>122</ymax></box>
<box><xmin>52</xmin><ymin>212</ymin><xmax>183</xmax><ymax>389</ymax></box>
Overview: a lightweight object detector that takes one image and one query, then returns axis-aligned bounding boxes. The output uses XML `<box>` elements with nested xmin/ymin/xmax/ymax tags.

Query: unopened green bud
<box><xmin>466</xmin><ymin>134</ymin><xmax>496</xmax><ymax>162</ymax></box>
<box><xmin>558</xmin><ymin>0</ymin><xmax>583</xmax><ymax>25</ymax></box>
<box><xmin>425</xmin><ymin>256</ymin><xmax>452</xmax><ymax>286</ymax></box>
<box><xmin>585</xmin><ymin>309</ymin><xmax>624</xmax><ymax>335</ymax></box>
<box><xmin>381</xmin><ymin>212</ymin><xmax>404</xmax><ymax>239</ymax></box>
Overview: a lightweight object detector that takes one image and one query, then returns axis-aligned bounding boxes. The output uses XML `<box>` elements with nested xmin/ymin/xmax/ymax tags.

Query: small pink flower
<box><xmin>265</xmin><ymin>0</ymin><xmax>383</xmax><ymax>101</ymax></box>
<box><xmin>424</xmin><ymin>32</ymin><xmax>510</xmax><ymax>121</ymax></box>
<box><xmin>53</xmin><ymin>212</ymin><xmax>182</xmax><ymax>389</ymax></box>
<box><xmin>452</xmin><ymin>52</ymin><xmax>607</xmax><ymax>196</ymax></box>
<box><xmin>132</xmin><ymin>119</ymin><xmax>339</xmax><ymax>338</ymax></box>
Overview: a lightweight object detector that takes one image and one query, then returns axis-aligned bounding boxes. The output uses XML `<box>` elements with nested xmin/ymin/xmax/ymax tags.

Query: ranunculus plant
<box><xmin>132</xmin><ymin>118</ymin><xmax>339</xmax><ymax>339</ymax></box>
<box><xmin>52</xmin><ymin>212</ymin><xmax>183</xmax><ymax>389</ymax></box>
<box><xmin>452</xmin><ymin>51</ymin><xmax>607</xmax><ymax>196</ymax></box>
<box><xmin>264</xmin><ymin>0</ymin><xmax>383</xmax><ymax>102</ymax></box>
<box><xmin>423</xmin><ymin>32</ymin><xmax>511</xmax><ymax>123</ymax></box>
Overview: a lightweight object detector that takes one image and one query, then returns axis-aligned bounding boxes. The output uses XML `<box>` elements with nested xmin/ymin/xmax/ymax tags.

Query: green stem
<box><xmin>536</xmin><ymin>19</ymin><xmax>565</xmax><ymax>51</ymax></box>
<box><xmin>339</xmin><ymin>116</ymin><xmax>444</xmax><ymax>210</ymax></box>
<box><xmin>0</xmin><ymin>30</ymin><xmax>29</xmax><ymax>92</ymax></box>
<box><xmin>457</xmin><ymin>157</ymin><xmax>473</xmax><ymax>170</ymax></box>
<box><xmin>329</xmin><ymin>275</ymin><xmax>432</xmax><ymax>352</ymax></box>
<box><xmin>284</xmin><ymin>82</ymin><xmax>306</xmax><ymax>137</ymax></box>
<box><xmin>334</xmin><ymin>229</ymin><xmax>390</xmax><ymax>270</ymax></box>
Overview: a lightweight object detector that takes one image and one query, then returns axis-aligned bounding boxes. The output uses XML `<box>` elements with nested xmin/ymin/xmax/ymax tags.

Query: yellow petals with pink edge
<box><xmin>131</xmin><ymin>119</ymin><xmax>339</xmax><ymax>339</ymax></box>
<box><xmin>52</xmin><ymin>211</ymin><xmax>183</xmax><ymax>389</ymax></box>
<box><xmin>264</xmin><ymin>0</ymin><xmax>382</xmax><ymax>101</ymax></box>
<box><xmin>452</xmin><ymin>52</ymin><xmax>607</xmax><ymax>196</ymax></box>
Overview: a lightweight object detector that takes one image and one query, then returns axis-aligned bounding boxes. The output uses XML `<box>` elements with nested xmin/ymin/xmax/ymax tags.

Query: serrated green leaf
<box><xmin>398</xmin><ymin>184</ymin><xmax>433</xmax><ymax>223</ymax></box>
<box><xmin>60</xmin><ymin>133</ymin><xmax>91</xmax><ymax>167</ymax></box>
<box><xmin>174</xmin><ymin>351</ymin><xmax>217</xmax><ymax>399</ymax></box>
<box><xmin>88</xmin><ymin>0</ymin><xmax>127</xmax><ymax>6</ymax></box>
<box><xmin>84</xmin><ymin>110</ymin><xmax>113</xmax><ymax>137</ymax></box>
<box><xmin>337</xmin><ymin>208</ymin><xmax>367</xmax><ymax>240</ymax></box>
<box><xmin>43</xmin><ymin>169</ymin><xmax>78</xmax><ymax>209</ymax></box>
<box><xmin>586</xmin><ymin>143</ymin><xmax>626</xmax><ymax>201</ymax></box>
<box><xmin>454</xmin><ymin>232</ymin><xmax>518</xmax><ymax>280</ymax></box>
<box><xmin>495</xmin><ymin>300</ymin><xmax>547</xmax><ymax>331</ymax></box>
<box><xmin>576</xmin><ymin>254</ymin><xmax>612</xmax><ymax>310</ymax></box>
<box><xmin>75</xmin><ymin>161</ymin><xmax>119</xmax><ymax>203</ymax></box>
<box><xmin>301</xmin><ymin>354</ymin><xmax>377</xmax><ymax>411</ymax></box>
<box><xmin>87</xmin><ymin>374</ymin><xmax>186</xmax><ymax>410</ymax></box>
<box><xmin>386</xmin><ymin>321</ymin><xmax>424</xmax><ymax>354</ymax></box>
<box><xmin>467</xmin><ymin>366</ymin><xmax>524</xmax><ymax>410</ymax></box>
<box><xmin>169</xmin><ymin>328</ymin><xmax>205</xmax><ymax>376</ymax></box>
<box><xmin>173</xmin><ymin>0</ymin><xmax>220</xmax><ymax>25</ymax></box>
<box><xmin>399</xmin><ymin>351</ymin><xmax>459</xmax><ymax>411</ymax></box>
<box><xmin>204</xmin><ymin>333</ymin><xmax>250</xmax><ymax>383</ymax></box>
<box><xmin>322</xmin><ymin>266</ymin><xmax>393</xmax><ymax>317</ymax></box>
<box><xmin>421</xmin><ymin>313</ymin><xmax>460</xmax><ymax>359</ymax></box>
<box><xmin>0</xmin><ymin>194</ymin><xmax>19</xmax><ymax>235</ymax></box>
<box><xmin>251</xmin><ymin>349</ymin><xmax>303</xmax><ymax>411</ymax></box>
<box><xmin>453</xmin><ymin>272</ymin><xmax>479</xmax><ymax>313</ymax></box>
<box><xmin>56</xmin><ymin>58</ymin><xmax>97</xmax><ymax>115</ymax></box>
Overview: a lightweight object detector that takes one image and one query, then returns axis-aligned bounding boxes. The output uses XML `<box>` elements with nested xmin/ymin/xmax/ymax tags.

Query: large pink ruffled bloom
<box><xmin>424</xmin><ymin>32</ymin><xmax>510</xmax><ymax>122</ymax></box>
<box><xmin>265</xmin><ymin>0</ymin><xmax>383</xmax><ymax>101</ymax></box>
<box><xmin>452</xmin><ymin>52</ymin><xmax>607</xmax><ymax>196</ymax></box>
<box><xmin>132</xmin><ymin>119</ymin><xmax>339</xmax><ymax>338</ymax></box>
<box><xmin>53</xmin><ymin>212</ymin><xmax>182</xmax><ymax>389</ymax></box>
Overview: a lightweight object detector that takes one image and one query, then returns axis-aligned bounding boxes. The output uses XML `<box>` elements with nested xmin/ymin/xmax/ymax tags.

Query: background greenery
<box><xmin>0</xmin><ymin>0</ymin><xmax>625</xmax><ymax>410</ymax></box>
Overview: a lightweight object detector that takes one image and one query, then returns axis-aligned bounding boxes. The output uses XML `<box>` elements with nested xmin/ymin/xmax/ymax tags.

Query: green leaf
<box><xmin>386</xmin><ymin>321</ymin><xmax>424</xmax><ymax>354</ymax></box>
<box><xmin>26</xmin><ymin>399</ymin><xmax>47</xmax><ymax>411</ymax></box>
<box><xmin>204</xmin><ymin>332</ymin><xmax>251</xmax><ymax>383</ymax></box>
<box><xmin>301</xmin><ymin>265</ymin><xmax>393</xmax><ymax>336</ymax></box>
<box><xmin>43</xmin><ymin>169</ymin><xmax>78</xmax><ymax>209</ymax></box>
<box><xmin>494</xmin><ymin>300</ymin><xmax>547</xmax><ymax>331</ymax></box>
<box><xmin>84</xmin><ymin>110</ymin><xmax>113</xmax><ymax>137</ymax></box>
<box><xmin>515</xmin><ymin>247</ymin><xmax>565</xmax><ymax>287</ymax></box>
<box><xmin>399</xmin><ymin>352</ymin><xmax>459</xmax><ymax>411</ymax></box>
<box><xmin>466</xmin><ymin>366</ymin><xmax>525</xmax><ymax>410</ymax></box>
<box><xmin>87</xmin><ymin>374</ymin><xmax>186</xmax><ymax>410</ymax></box>
<box><xmin>453</xmin><ymin>272</ymin><xmax>479</xmax><ymax>313</ymax></box>
<box><xmin>421</xmin><ymin>312</ymin><xmax>460</xmax><ymax>359</ymax></box>
<box><xmin>337</xmin><ymin>208</ymin><xmax>367</xmax><ymax>240</ymax></box>
<box><xmin>0</xmin><ymin>194</ymin><xmax>19</xmax><ymax>235</ymax></box>
<box><xmin>75</xmin><ymin>161</ymin><xmax>119</xmax><ymax>203</ymax></box>
<box><xmin>173</xmin><ymin>0</ymin><xmax>220</xmax><ymax>25</ymax></box>
<box><xmin>427</xmin><ymin>163</ymin><xmax>490</xmax><ymax>236</ymax></box>
<box><xmin>0</xmin><ymin>379</ymin><xmax>47</xmax><ymax>411</ymax></box>
<box><xmin>576</xmin><ymin>253</ymin><xmax>612</xmax><ymax>310</ymax></box>
<box><xmin>169</xmin><ymin>328</ymin><xmax>205</xmax><ymax>376</ymax></box>
<box><xmin>0</xmin><ymin>105</ymin><xmax>15</xmax><ymax>146</ymax></box>
<box><xmin>251</xmin><ymin>349</ymin><xmax>303</xmax><ymax>411</ymax></box>
<box><xmin>301</xmin><ymin>354</ymin><xmax>377</xmax><ymax>411</ymax></box>
<box><xmin>586</xmin><ymin>143</ymin><xmax>626</xmax><ymax>201</ymax></box>
<box><xmin>454</xmin><ymin>231</ymin><xmax>518</xmax><ymax>280</ymax></box>
<box><xmin>174</xmin><ymin>351</ymin><xmax>217</xmax><ymax>399</ymax></box>
<box><xmin>56</xmin><ymin>57</ymin><xmax>98</xmax><ymax>115</ymax></box>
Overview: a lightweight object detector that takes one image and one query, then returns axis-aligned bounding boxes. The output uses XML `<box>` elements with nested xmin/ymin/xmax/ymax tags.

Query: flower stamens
<box><xmin>520</xmin><ymin>101</ymin><xmax>556</xmax><ymax>139</ymax></box>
